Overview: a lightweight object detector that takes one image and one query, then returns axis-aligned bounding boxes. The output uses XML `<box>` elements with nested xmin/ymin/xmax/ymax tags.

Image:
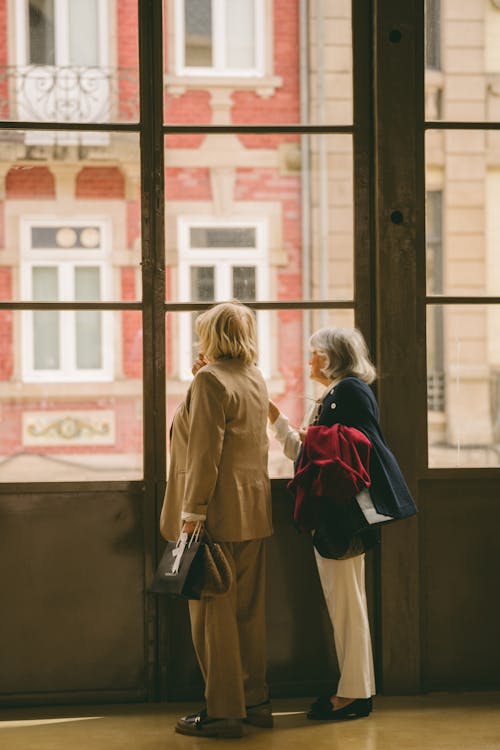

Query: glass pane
<box><xmin>69</xmin><ymin>0</ymin><xmax>99</xmax><ymax>66</ymax></box>
<box><xmin>33</xmin><ymin>311</ymin><xmax>60</xmax><ymax>369</ymax></box>
<box><xmin>0</xmin><ymin>311</ymin><xmax>143</xmax><ymax>481</ymax></box>
<box><xmin>226</xmin><ymin>0</ymin><xmax>255</xmax><ymax>69</ymax></box>
<box><xmin>33</xmin><ymin>266</ymin><xmax>58</xmax><ymax>300</ymax></box>
<box><xmin>0</xmin><ymin>131</ymin><xmax>141</xmax><ymax>302</ymax></box>
<box><xmin>232</xmin><ymin>266</ymin><xmax>256</xmax><ymax>301</ymax></box>
<box><xmin>32</xmin><ymin>266</ymin><xmax>59</xmax><ymax>370</ymax></box>
<box><xmin>190</xmin><ymin>266</ymin><xmax>214</xmax><ymax>300</ymax></box>
<box><xmin>29</xmin><ymin>0</ymin><xmax>55</xmax><ymax>65</ymax></box>
<box><xmin>425</xmin><ymin>0</ymin><xmax>441</xmax><ymax>72</ymax></box>
<box><xmin>75</xmin><ymin>267</ymin><xmax>101</xmax><ymax>301</ymax></box>
<box><xmin>2</xmin><ymin>1</ymin><xmax>139</xmax><ymax>123</ymax></box>
<box><xmin>425</xmin><ymin>130</ymin><xmax>500</xmax><ymax>295</ymax></box>
<box><xmin>190</xmin><ymin>227</ymin><xmax>256</xmax><ymax>248</ymax></box>
<box><xmin>165</xmin><ymin>133</ymin><xmax>354</xmax><ymax>302</ymax></box>
<box><xmin>189</xmin><ymin>266</ymin><xmax>214</xmax><ymax>362</ymax></box>
<box><xmin>425</xmin><ymin>0</ymin><xmax>500</xmax><ymax>121</ymax></box>
<box><xmin>166</xmin><ymin>308</ymin><xmax>356</xmax><ymax>477</ymax></box>
<box><xmin>427</xmin><ymin>305</ymin><xmax>500</xmax><ymax>468</ymax></box>
<box><xmin>164</xmin><ymin>0</ymin><xmax>352</xmax><ymax>125</ymax></box>
<box><xmin>184</xmin><ymin>0</ymin><xmax>212</xmax><ymax>67</ymax></box>
<box><xmin>76</xmin><ymin>311</ymin><xmax>102</xmax><ymax>369</ymax></box>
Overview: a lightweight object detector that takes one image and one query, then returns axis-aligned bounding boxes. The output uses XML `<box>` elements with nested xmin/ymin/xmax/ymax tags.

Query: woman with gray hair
<box><xmin>269</xmin><ymin>326</ymin><xmax>416</xmax><ymax>721</ymax></box>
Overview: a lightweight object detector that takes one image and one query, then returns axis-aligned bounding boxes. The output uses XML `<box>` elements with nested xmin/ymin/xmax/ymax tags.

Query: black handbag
<box><xmin>150</xmin><ymin>525</ymin><xmax>233</xmax><ymax>599</ymax></box>
<box><xmin>150</xmin><ymin>530</ymin><xmax>205</xmax><ymax>599</ymax></box>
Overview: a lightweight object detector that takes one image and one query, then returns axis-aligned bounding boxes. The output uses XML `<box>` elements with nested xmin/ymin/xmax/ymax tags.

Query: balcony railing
<box><xmin>0</xmin><ymin>65</ymin><xmax>139</xmax><ymax>125</ymax></box>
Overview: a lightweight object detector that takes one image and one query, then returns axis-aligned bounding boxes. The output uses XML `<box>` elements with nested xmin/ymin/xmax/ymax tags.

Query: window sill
<box><xmin>165</xmin><ymin>73</ymin><xmax>283</xmax><ymax>99</ymax></box>
<box><xmin>0</xmin><ymin>379</ymin><xmax>142</xmax><ymax>399</ymax></box>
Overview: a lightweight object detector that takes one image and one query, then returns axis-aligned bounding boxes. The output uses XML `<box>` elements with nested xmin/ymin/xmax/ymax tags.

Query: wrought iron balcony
<box><xmin>0</xmin><ymin>65</ymin><xmax>139</xmax><ymax>124</ymax></box>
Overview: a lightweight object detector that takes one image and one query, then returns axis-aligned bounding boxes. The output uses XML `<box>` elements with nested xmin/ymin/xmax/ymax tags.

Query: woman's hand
<box><xmin>191</xmin><ymin>353</ymin><xmax>209</xmax><ymax>376</ymax></box>
<box><xmin>182</xmin><ymin>520</ymin><xmax>202</xmax><ymax>534</ymax></box>
<box><xmin>268</xmin><ymin>399</ymin><xmax>280</xmax><ymax>424</ymax></box>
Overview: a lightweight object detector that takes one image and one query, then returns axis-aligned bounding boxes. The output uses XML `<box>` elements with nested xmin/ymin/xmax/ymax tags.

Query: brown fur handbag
<box><xmin>201</xmin><ymin>533</ymin><xmax>233</xmax><ymax>597</ymax></box>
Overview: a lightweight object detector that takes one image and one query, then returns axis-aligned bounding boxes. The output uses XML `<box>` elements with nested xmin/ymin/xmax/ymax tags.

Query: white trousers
<box><xmin>314</xmin><ymin>550</ymin><xmax>376</xmax><ymax>698</ymax></box>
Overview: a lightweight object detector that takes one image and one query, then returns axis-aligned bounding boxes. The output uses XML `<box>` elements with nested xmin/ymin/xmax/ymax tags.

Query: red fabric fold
<box><xmin>287</xmin><ymin>423</ymin><xmax>371</xmax><ymax>532</ymax></box>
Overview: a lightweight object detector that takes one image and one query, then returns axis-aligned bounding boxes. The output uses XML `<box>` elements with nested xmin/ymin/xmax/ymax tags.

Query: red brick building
<box><xmin>0</xmin><ymin>0</ymin><xmax>305</xmax><ymax>479</ymax></box>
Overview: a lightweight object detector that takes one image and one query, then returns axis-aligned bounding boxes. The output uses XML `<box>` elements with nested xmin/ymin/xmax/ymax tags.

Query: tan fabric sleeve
<box><xmin>182</xmin><ymin>369</ymin><xmax>226</xmax><ymax>516</ymax></box>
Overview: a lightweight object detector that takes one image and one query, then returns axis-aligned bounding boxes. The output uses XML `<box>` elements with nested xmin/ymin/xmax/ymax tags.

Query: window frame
<box><xmin>177</xmin><ymin>217</ymin><xmax>270</xmax><ymax>380</ymax></box>
<box><xmin>20</xmin><ymin>218</ymin><xmax>114</xmax><ymax>383</ymax></box>
<box><xmin>174</xmin><ymin>0</ymin><xmax>266</xmax><ymax>78</ymax></box>
<box><xmin>16</xmin><ymin>0</ymin><xmax>109</xmax><ymax>68</ymax></box>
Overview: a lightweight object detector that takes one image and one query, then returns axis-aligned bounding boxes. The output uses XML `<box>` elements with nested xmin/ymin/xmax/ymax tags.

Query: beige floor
<box><xmin>0</xmin><ymin>693</ymin><xmax>499</xmax><ymax>750</ymax></box>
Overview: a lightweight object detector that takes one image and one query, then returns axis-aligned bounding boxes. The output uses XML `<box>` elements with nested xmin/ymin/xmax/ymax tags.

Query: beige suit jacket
<box><xmin>160</xmin><ymin>359</ymin><xmax>272</xmax><ymax>542</ymax></box>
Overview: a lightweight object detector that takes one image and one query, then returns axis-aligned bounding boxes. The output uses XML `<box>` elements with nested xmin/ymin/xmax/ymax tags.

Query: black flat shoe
<box><xmin>308</xmin><ymin>696</ymin><xmax>372</xmax><ymax>721</ymax></box>
<box><xmin>175</xmin><ymin>708</ymin><xmax>243</xmax><ymax>738</ymax></box>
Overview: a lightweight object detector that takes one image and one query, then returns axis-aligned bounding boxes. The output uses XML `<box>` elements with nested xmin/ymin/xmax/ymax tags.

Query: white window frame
<box><xmin>20</xmin><ymin>218</ymin><xmax>114</xmax><ymax>383</ymax></box>
<box><xmin>16</xmin><ymin>0</ymin><xmax>108</xmax><ymax>68</ymax></box>
<box><xmin>14</xmin><ymin>1</ymin><xmax>110</xmax><ymax>140</ymax></box>
<box><xmin>175</xmin><ymin>0</ymin><xmax>266</xmax><ymax>78</ymax></box>
<box><xmin>178</xmin><ymin>217</ymin><xmax>270</xmax><ymax>380</ymax></box>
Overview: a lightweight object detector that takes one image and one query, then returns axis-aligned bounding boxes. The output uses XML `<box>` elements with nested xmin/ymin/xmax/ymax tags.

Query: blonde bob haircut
<box><xmin>309</xmin><ymin>326</ymin><xmax>376</xmax><ymax>384</ymax></box>
<box><xmin>195</xmin><ymin>301</ymin><xmax>258</xmax><ymax>365</ymax></box>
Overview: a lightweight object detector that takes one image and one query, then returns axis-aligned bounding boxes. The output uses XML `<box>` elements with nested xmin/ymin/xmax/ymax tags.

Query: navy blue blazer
<box><xmin>316</xmin><ymin>376</ymin><xmax>417</xmax><ymax>520</ymax></box>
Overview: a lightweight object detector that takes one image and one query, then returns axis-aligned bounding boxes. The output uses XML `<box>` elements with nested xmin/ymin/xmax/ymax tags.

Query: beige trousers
<box><xmin>188</xmin><ymin>538</ymin><xmax>268</xmax><ymax>719</ymax></box>
<box><xmin>314</xmin><ymin>550</ymin><xmax>376</xmax><ymax>698</ymax></box>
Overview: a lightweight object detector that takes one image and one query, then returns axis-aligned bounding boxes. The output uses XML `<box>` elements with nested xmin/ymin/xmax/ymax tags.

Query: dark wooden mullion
<box><xmin>0</xmin><ymin>121</ymin><xmax>139</xmax><ymax>131</ymax></box>
<box><xmin>353</xmin><ymin>0</ymin><xmax>381</xmax><ymax>695</ymax></box>
<box><xmin>426</xmin><ymin>296</ymin><xmax>500</xmax><ymax>305</ymax></box>
<box><xmin>163</xmin><ymin>124</ymin><xmax>353</xmax><ymax>134</ymax></box>
<box><xmin>0</xmin><ymin>481</ymin><xmax>144</xmax><ymax>494</ymax></box>
<box><xmin>0</xmin><ymin>302</ymin><xmax>142</xmax><ymax>310</ymax></box>
<box><xmin>373</xmin><ymin>0</ymin><xmax>425</xmax><ymax>694</ymax></box>
<box><xmin>138</xmin><ymin>0</ymin><xmax>166</xmax><ymax>701</ymax></box>
<box><xmin>425</xmin><ymin>121</ymin><xmax>500</xmax><ymax>130</ymax></box>
<box><xmin>164</xmin><ymin>300</ymin><xmax>355</xmax><ymax>312</ymax></box>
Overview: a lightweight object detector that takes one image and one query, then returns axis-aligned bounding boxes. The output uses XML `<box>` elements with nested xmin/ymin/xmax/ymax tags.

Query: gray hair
<box><xmin>309</xmin><ymin>327</ymin><xmax>376</xmax><ymax>384</ymax></box>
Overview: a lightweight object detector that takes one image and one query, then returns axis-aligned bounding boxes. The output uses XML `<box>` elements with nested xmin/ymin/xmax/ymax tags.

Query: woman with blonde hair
<box><xmin>269</xmin><ymin>326</ymin><xmax>417</xmax><ymax>721</ymax></box>
<box><xmin>160</xmin><ymin>301</ymin><xmax>273</xmax><ymax>739</ymax></box>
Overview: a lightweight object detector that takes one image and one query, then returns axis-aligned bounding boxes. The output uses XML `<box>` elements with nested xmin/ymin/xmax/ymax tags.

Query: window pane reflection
<box><xmin>2</xmin><ymin>1</ymin><xmax>139</xmax><ymax>123</ymax></box>
<box><xmin>425</xmin><ymin>0</ymin><xmax>500</xmax><ymax>121</ymax></box>
<box><xmin>0</xmin><ymin>131</ymin><xmax>141</xmax><ymax>303</ymax></box>
<box><xmin>164</xmin><ymin>0</ymin><xmax>352</xmax><ymax>125</ymax></box>
<box><xmin>165</xmin><ymin>134</ymin><xmax>354</xmax><ymax>303</ymax></box>
<box><xmin>0</xmin><ymin>311</ymin><xmax>143</xmax><ymax>482</ymax></box>
<box><xmin>425</xmin><ymin>131</ymin><xmax>500</xmax><ymax>295</ymax></box>
<box><xmin>427</xmin><ymin>305</ymin><xmax>500</xmax><ymax>468</ymax></box>
<box><xmin>184</xmin><ymin>0</ymin><xmax>212</xmax><ymax>67</ymax></box>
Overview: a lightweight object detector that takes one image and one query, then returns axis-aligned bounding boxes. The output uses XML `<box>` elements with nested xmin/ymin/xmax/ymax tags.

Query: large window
<box><xmin>175</xmin><ymin>0</ymin><xmax>264</xmax><ymax>76</ymax></box>
<box><xmin>21</xmin><ymin>222</ymin><xmax>113</xmax><ymax>382</ymax></box>
<box><xmin>425</xmin><ymin>2</ymin><xmax>500</xmax><ymax>467</ymax></box>
<box><xmin>177</xmin><ymin>220</ymin><xmax>269</xmax><ymax>379</ymax></box>
<box><xmin>14</xmin><ymin>0</ymin><xmax>110</xmax><ymax>128</ymax></box>
<box><xmin>18</xmin><ymin>0</ymin><xmax>106</xmax><ymax>70</ymax></box>
<box><xmin>26</xmin><ymin>0</ymin><xmax>102</xmax><ymax>67</ymax></box>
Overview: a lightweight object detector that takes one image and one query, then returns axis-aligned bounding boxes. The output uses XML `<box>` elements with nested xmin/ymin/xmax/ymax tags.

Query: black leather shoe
<box><xmin>243</xmin><ymin>700</ymin><xmax>274</xmax><ymax>728</ymax></box>
<box><xmin>308</xmin><ymin>696</ymin><xmax>372</xmax><ymax>721</ymax></box>
<box><xmin>175</xmin><ymin>709</ymin><xmax>243</xmax><ymax>738</ymax></box>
